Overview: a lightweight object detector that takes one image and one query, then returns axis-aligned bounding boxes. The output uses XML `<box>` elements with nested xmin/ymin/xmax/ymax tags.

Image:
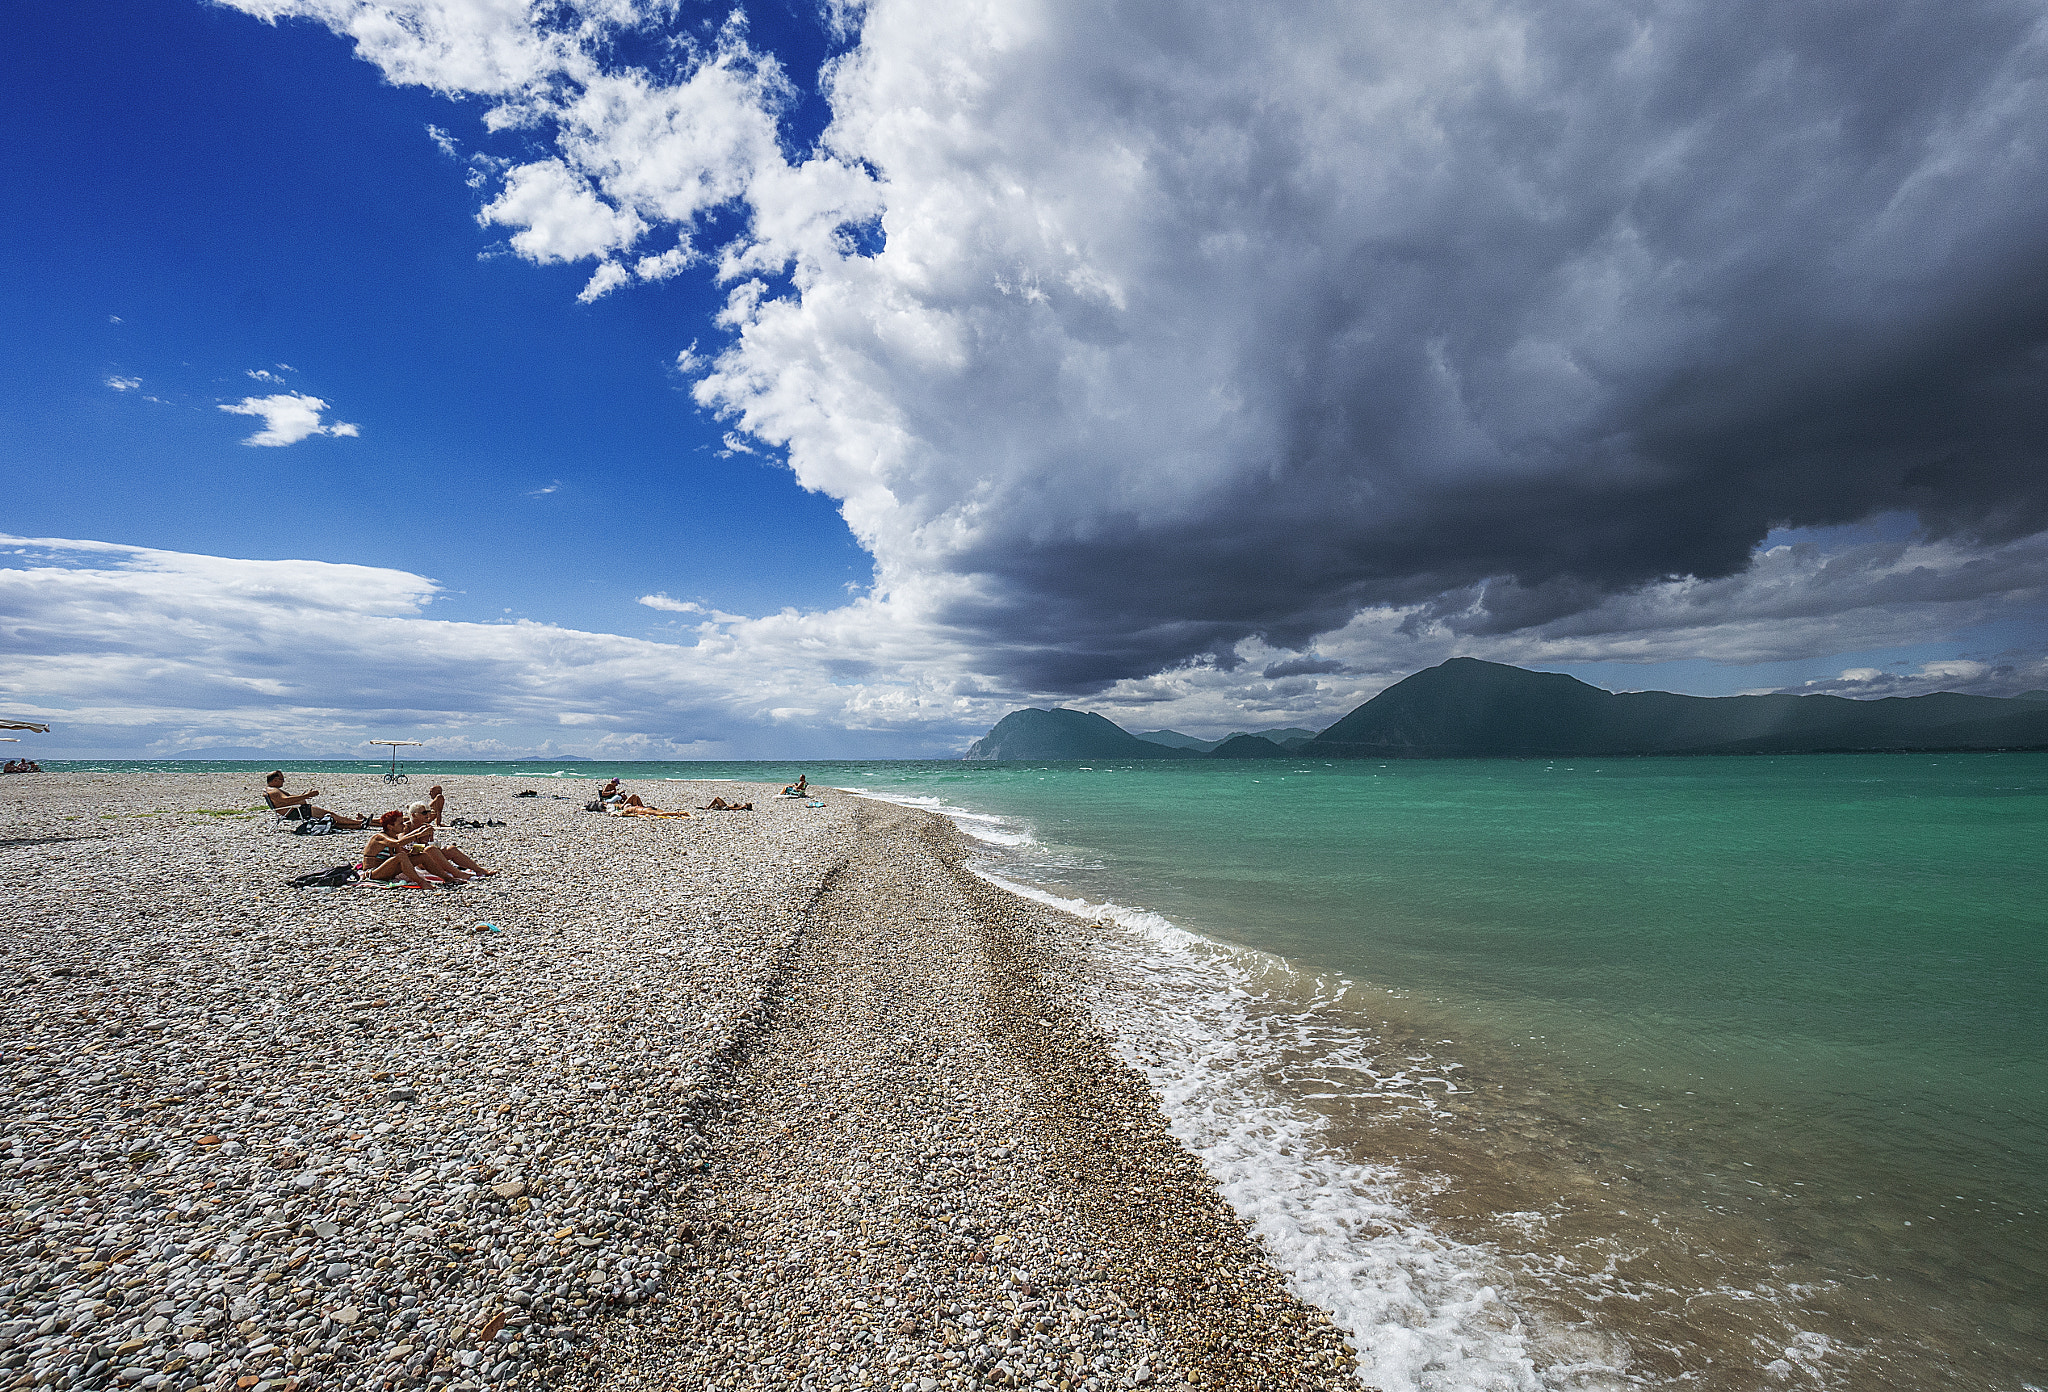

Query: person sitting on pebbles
<box><xmin>263</xmin><ymin>771</ymin><xmax>366</xmax><ymax>828</ymax></box>
<box><xmin>597</xmin><ymin>778</ymin><xmax>652</xmax><ymax>808</ymax></box>
<box><xmin>779</xmin><ymin>775</ymin><xmax>809</xmax><ymax>797</ymax></box>
<box><xmin>361</xmin><ymin>811</ymin><xmax>439</xmax><ymax>888</ymax></box>
<box><xmin>401</xmin><ymin>803</ymin><xmax>497</xmax><ymax>878</ymax></box>
<box><xmin>426</xmin><ymin>784</ymin><xmax>446</xmax><ymax>825</ymax></box>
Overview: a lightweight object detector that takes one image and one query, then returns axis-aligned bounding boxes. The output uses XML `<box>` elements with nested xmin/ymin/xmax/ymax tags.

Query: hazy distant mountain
<box><xmin>1207</xmin><ymin>734</ymin><xmax>1295</xmax><ymax>759</ymax></box>
<box><xmin>1134</xmin><ymin>726</ymin><xmax>1319</xmax><ymax>753</ymax></box>
<box><xmin>1309</xmin><ymin>658</ymin><xmax>2048</xmax><ymax>757</ymax></box>
<box><xmin>968</xmin><ymin>661</ymin><xmax>2048</xmax><ymax>762</ymax></box>
<box><xmin>964</xmin><ymin>708</ymin><xmax>1197</xmax><ymax>761</ymax></box>
<box><xmin>171</xmin><ymin>747</ymin><xmax>310</xmax><ymax>761</ymax></box>
<box><xmin>1131</xmin><ymin>729</ymin><xmax>1218</xmax><ymax>752</ymax></box>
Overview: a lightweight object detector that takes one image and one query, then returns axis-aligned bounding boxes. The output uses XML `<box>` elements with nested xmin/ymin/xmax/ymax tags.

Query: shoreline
<box><xmin>1</xmin><ymin>774</ymin><xmax>1358</xmax><ymax>1391</ymax></box>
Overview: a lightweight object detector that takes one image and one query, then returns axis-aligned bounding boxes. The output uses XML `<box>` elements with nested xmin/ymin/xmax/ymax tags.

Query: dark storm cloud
<box><xmin>864</xmin><ymin>0</ymin><xmax>2048</xmax><ymax>688</ymax></box>
<box><xmin>1262</xmin><ymin>657</ymin><xmax>1350</xmax><ymax>679</ymax></box>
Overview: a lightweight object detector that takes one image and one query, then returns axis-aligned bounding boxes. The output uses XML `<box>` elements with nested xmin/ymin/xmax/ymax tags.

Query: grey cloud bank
<box><xmin>2</xmin><ymin>529</ymin><xmax>2041</xmax><ymax>759</ymax></box>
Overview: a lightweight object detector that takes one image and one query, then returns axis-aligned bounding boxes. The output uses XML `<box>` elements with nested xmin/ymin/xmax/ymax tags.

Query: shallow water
<box><xmin>53</xmin><ymin>755</ymin><xmax>2048</xmax><ymax>1388</ymax></box>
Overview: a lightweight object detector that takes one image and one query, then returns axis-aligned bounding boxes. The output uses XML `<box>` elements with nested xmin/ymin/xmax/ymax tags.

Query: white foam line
<box><xmin>974</xmin><ymin>868</ymin><xmax>1628</xmax><ymax>1392</ymax></box>
<box><xmin>841</xmin><ymin>787</ymin><xmax>1038</xmax><ymax>846</ymax></box>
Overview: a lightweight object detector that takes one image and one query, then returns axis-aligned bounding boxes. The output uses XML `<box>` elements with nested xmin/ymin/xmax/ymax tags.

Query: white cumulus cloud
<box><xmin>218</xmin><ymin>392</ymin><xmax>361</xmax><ymax>446</ymax></box>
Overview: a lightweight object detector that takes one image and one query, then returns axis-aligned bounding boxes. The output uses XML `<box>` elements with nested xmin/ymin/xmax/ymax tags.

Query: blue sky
<box><xmin>3</xmin><ymin>0</ymin><xmax>2045</xmax><ymax>757</ymax></box>
<box><xmin>2</xmin><ymin>0</ymin><xmax>864</xmax><ymax>631</ymax></box>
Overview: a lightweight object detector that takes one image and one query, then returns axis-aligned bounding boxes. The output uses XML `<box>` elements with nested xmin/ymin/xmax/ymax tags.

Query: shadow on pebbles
<box><xmin>0</xmin><ymin>774</ymin><xmax>1360</xmax><ymax>1392</ymax></box>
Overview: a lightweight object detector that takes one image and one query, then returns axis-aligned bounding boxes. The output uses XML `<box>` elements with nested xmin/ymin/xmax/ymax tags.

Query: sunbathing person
<box><xmin>595</xmin><ymin>779</ymin><xmax>652</xmax><ymax>808</ymax></box>
<box><xmin>700</xmin><ymin>797</ymin><xmax>755</xmax><ymax>811</ymax></box>
<box><xmin>401</xmin><ymin>804</ymin><xmax>497</xmax><ymax>878</ymax></box>
<box><xmin>614</xmin><ymin>802</ymin><xmax>689</xmax><ymax>818</ymax></box>
<box><xmin>780</xmin><ymin>775</ymin><xmax>809</xmax><ymax>797</ymax></box>
<box><xmin>361</xmin><ymin>813</ymin><xmax>436</xmax><ymax>888</ymax></box>
<box><xmin>426</xmin><ymin>784</ymin><xmax>446</xmax><ymax>825</ymax></box>
<box><xmin>264</xmin><ymin>771</ymin><xmax>365</xmax><ymax>828</ymax></box>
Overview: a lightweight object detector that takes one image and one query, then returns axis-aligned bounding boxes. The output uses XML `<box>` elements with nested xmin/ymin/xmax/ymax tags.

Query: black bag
<box><xmin>289</xmin><ymin>865</ymin><xmax>359</xmax><ymax>888</ymax></box>
<box><xmin>291</xmin><ymin>816</ymin><xmax>338</xmax><ymax>836</ymax></box>
<box><xmin>514</xmin><ymin>790</ymin><xmax>538</xmax><ymax>798</ymax></box>
<box><xmin>583</xmin><ymin>800</ymin><xmax>606</xmax><ymax>812</ymax></box>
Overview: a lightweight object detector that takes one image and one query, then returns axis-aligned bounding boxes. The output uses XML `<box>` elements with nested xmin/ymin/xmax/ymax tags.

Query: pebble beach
<box><xmin>1</xmin><ymin>774</ymin><xmax>1359</xmax><ymax>1392</ymax></box>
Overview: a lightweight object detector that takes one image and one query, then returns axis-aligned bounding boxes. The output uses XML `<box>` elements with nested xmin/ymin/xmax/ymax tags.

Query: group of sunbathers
<box><xmin>361</xmin><ymin>803</ymin><xmax>496</xmax><ymax>887</ymax></box>
<box><xmin>2</xmin><ymin>759</ymin><xmax>42</xmax><ymax>774</ymax></box>
<box><xmin>595</xmin><ymin>777</ymin><xmax>765</xmax><ymax>814</ymax></box>
<box><xmin>266</xmin><ymin>773</ymin><xmax>496</xmax><ymax>888</ymax></box>
<box><xmin>592</xmin><ymin>778</ymin><xmax>691</xmax><ymax>817</ymax></box>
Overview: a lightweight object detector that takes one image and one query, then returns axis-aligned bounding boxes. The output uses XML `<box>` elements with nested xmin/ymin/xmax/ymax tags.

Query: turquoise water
<box><xmin>48</xmin><ymin>755</ymin><xmax>2048</xmax><ymax>1387</ymax></box>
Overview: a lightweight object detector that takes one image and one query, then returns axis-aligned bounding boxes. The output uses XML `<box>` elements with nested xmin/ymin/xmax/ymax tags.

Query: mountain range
<box><xmin>963</xmin><ymin>659</ymin><xmax>2048</xmax><ymax>760</ymax></box>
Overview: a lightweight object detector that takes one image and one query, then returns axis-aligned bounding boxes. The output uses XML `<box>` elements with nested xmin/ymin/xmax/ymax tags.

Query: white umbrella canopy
<box><xmin>0</xmin><ymin>720</ymin><xmax>50</xmax><ymax>733</ymax></box>
<box><xmin>367</xmin><ymin>739</ymin><xmax>425</xmax><ymax>782</ymax></box>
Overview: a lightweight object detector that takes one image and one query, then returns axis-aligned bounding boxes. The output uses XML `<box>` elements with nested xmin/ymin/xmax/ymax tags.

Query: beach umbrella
<box><xmin>0</xmin><ymin>720</ymin><xmax>50</xmax><ymax>733</ymax></box>
<box><xmin>368</xmin><ymin>739</ymin><xmax>425</xmax><ymax>783</ymax></box>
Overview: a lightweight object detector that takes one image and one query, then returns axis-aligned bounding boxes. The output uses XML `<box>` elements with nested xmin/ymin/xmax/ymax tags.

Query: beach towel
<box><xmin>356</xmin><ymin>871</ymin><xmax>456</xmax><ymax>889</ymax></box>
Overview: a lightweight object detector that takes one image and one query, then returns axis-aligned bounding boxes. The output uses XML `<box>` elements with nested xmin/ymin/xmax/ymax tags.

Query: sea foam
<box><xmin>968</xmin><ymin>869</ymin><xmax>1607</xmax><ymax>1391</ymax></box>
<box><xmin>849</xmin><ymin>785</ymin><xmax>1631</xmax><ymax>1389</ymax></box>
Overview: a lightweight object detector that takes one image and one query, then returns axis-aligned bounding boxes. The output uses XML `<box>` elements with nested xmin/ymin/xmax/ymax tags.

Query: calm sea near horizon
<box><xmin>44</xmin><ymin>754</ymin><xmax>2048</xmax><ymax>1390</ymax></box>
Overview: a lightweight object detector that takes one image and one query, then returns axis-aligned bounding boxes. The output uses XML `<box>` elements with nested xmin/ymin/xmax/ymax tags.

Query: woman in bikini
<box><xmin>400</xmin><ymin>804</ymin><xmax>498</xmax><ymax>878</ymax></box>
<box><xmin>362</xmin><ymin>811</ymin><xmax>437</xmax><ymax>888</ymax></box>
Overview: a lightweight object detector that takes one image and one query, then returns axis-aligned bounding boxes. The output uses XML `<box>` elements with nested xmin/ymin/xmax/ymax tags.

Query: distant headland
<box><xmin>964</xmin><ymin>658</ymin><xmax>2048</xmax><ymax>760</ymax></box>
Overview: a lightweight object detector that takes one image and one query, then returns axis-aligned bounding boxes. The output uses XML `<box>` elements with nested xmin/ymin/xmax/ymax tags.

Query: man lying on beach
<box><xmin>264</xmin><ymin>771</ymin><xmax>366</xmax><ymax>828</ymax></box>
<box><xmin>613</xmin><ymin>803</ymin><xmax>690</xmax><ymax>818</ymax></box>
<box><xmin>700</xmin><ymin>797</ymin><xmax>755</xmax><ymax>811</ymax></box>
<box><xmin>401</xmin><ymin>803</ymin><xmax>497</xmax><ymax>878</ymax></box>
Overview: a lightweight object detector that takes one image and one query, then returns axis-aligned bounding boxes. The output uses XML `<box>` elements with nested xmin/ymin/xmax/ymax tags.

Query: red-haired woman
<box><xmin>362</xmin><ymin>811</ymin><xmax>437</xmax><ymax>888</ymax></box>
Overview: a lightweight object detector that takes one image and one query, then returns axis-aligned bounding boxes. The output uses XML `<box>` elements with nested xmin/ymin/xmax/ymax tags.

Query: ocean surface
<box><xmin>46</xmin><ymin>755</ymin><xmax>2048</xmax><ymax>1389</ymax></box>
